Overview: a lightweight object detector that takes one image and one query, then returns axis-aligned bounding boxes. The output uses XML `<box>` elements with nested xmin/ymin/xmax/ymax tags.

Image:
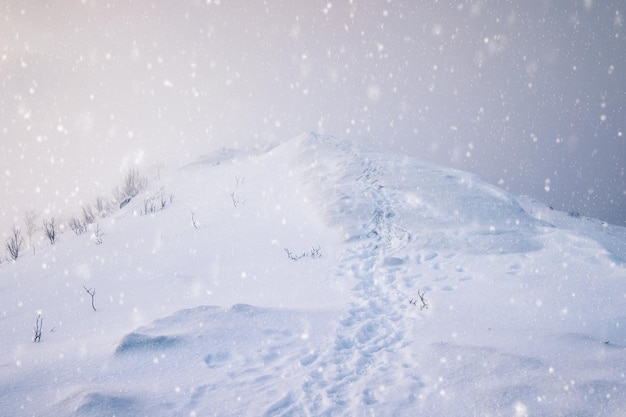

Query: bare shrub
<box><xmin>191</xmin><ymin>212</ymin><xmax>200</xmax><ymax>229</ymax></box>
<box><xmin>68</xmin><ymin>217</ymin><xmax>87</xmax><ymax>235</ymax></box>
<box><xmin>410</xmin><ymin>290</ymin><xmax>429</xmax><ymax>310</ymax></box>
<box><xmin>34</xmin><ymin>314</ymin><xmax>43</xmax><ymax>342</ymax></box>
<box><xmin>142</xmin><ymin>197</ymin><xmax>158</xmax><ymax>215</ymax></box>
<box><xmin>284</xmin><ymin>246</ymin><xmax>322</xmax><ymax>261</ymax></box>
<box><xmin>43</xmin><ymin>218</ymin><xmax>58</xmax><ymax>245</ymax></box>
<box><xmin>568</xmin><ymin>210</ymin><xmax>581</xmax><ymax>219</ymax></box>
<box><xmin>82</xmin><ymin>204</ymin><xmax>96</xmax><ymax>225</ymax></box>
<box><xmin>231</xmin><ymin>176</ymin><xmax>245</xmax><ymax>207</ymax></box>
<box><xmin>115</xmin><ymin>168</ymin><xmax>148</xmax><ymax>201</ymax></box>
<box><xmin>6</xmin><ymin>226</ymin><xmax>23</xmax><ymax>261</ymax></box>
<box><xmin>94</xmin><ymin>195</ymin><xmax>114</xmax><ymax>218</ymax></box>
<box><xmin>24</xmin><ymin>210</ymin><xmax>38</xmax><ymax>251</ymax></box>
<box><xmin>230</xmin><ymin>192</ymin><xmax>242</xmax><ymax>207</ymax></box>
<box><xmin>141</xmin><ymin>188</ymin><xmax>173</xmax><ymax>215</ymax></box>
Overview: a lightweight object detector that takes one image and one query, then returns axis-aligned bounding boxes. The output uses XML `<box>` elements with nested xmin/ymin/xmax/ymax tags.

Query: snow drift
<box><xmin>1</xmin><ymin>133</ymin><xmax>625</xmax><ymax>416</ymax></box>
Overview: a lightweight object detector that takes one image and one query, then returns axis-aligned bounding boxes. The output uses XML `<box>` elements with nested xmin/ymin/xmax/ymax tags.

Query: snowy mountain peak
<box><xmin>1</xmin><ymin>134</ymin><xmax>625</xmax><ymax>416</ymax></box>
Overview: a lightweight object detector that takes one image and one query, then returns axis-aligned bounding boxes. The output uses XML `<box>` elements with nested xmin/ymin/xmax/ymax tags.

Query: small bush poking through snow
<box><xmin>115</xmin><ymin>168</ymin><xmax>148</xmax><ymax>201</ymax></box>
<box><xmin>68</xmin><ymin>217</ymin><xmax>88</xmax><ymax>236</ymax></box>
<box><xmin>83</xmin><ymin>286</ymin><xmax>97</xmax><ymax>312</ymax></box>
<box><xmin>43</xmin><ymin>218</ymin><xmax>58</xmax><ymax>245</ymax></box>
<box><xmin>284</xmin><ymin>246</ymin><xmax>322</xmax><ymax>261</ymax></box>
<box><xmin>141</xmin><ymin>188</ymin><xmax>174</xmax><ymax>215</ymax></box>
<box><xmin>33</xmin><ymin>314</ymin><xmax>43</xmax><ymax>343</ymax></box>
<box><xmin>5</xmin><ymin>226</ymin><xmax>23</xmax><ymax>261</ymax></box>
<box><xmin>409</xmin><ymin>290</ymin><xmax>429</xmax><ymax>310</ymax></box>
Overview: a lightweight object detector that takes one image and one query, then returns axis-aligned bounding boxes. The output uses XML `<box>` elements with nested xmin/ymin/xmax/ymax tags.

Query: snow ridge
<box><xmin>1</xmin><ymin>133</ymin><xmax>625</xmax><ymax>416</ymax></box>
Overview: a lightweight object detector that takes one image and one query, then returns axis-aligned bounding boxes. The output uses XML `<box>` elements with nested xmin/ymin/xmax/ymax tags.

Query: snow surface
<box><xmin>1</xmin><ymin>133</ymin><xmax>625</xmax><ymax>416</ymax></box>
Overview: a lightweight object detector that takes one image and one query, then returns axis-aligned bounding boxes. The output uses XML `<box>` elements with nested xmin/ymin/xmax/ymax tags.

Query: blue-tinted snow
<box><xmin>1</xmin><ymin>134</ymin><xmax>625</xmax><ymax>416</ymax></box>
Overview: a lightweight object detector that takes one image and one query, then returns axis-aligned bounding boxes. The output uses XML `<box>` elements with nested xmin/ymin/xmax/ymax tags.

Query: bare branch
<box><xmin>310</xmin><ymin>246</ymin><xmax>322</xmax><ymax>258</ymax></box>
<box><xmin>417</xmin><ymin>289</ymin><xmax>429</xmax><ymax>310</ymax></box>
<box><xmin>33</xmin><ymin>315</ymin><xmax>43</xmax><ymax>342</ymax></box>
<box><xmin>230</xmin><ymin>192</ymin><xmax>241</xmax><ymax>207</ymax></box>
<box><xmin>83</xmin><ymin>286</ymin><xmax>97</xmax><ymax>311</ymax></box>
<box><xmin>284</xmin><ymin>246</ymin><xmax>323</xmax><ymax>261</ymax></box>
<box><xmin>191</xmin><ymin>212</ymin><xmax>200</xmax><ymax>229</ymax></box>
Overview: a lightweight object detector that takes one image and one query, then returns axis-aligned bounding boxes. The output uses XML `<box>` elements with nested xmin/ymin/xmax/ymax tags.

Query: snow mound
<box><xmin>74</xmin><ymin>393</ymin><xmax>140</xmax><ymax>417</ymax></box>
<box><xmin>105</xmin><ymin>305</ymin><xmax>338</xmax><ymax>417</ymax></box>
<box><xmin>115</xmin><ymin>333</ymin><xmax>183</xmax><ymax>354</ymax></box>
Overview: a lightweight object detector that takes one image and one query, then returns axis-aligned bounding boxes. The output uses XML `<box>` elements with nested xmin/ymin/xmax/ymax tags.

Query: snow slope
<box><xmin>1</xmin><ymin>133</ymin><xmax>625</xmax><ymax>416</ymax></box>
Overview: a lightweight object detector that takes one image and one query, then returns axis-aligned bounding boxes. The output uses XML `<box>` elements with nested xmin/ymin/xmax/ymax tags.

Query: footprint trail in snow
<box><xmin>298</xmin><ymin>148</ymin><xmax>428</xmax><ymax>416</ymax></box>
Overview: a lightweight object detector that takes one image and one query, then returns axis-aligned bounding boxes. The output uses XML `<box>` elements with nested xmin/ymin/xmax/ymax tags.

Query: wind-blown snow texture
<box><xmin>1</xmin><ymin>133</ymin><xmax>625</xmax><ymax>416</ymax></box>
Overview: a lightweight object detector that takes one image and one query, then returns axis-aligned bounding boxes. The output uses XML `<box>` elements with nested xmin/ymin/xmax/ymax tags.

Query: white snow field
<box><xmin>1</xmin><ymin>133</ymin><xmax>625</xmax><ymax>416</ymax></box>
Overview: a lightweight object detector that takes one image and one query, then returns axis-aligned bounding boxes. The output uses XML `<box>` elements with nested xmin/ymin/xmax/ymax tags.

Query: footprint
<box><xmin>423</xmin><ymin>253</ymin><xmax>438</xmax><ymax>261</ymax></box>
<box><xmin>263</xmin><ymin>392</ymin><xmax>296</xmax><ymax>417</ymax></box>
<box><xmin>507</xmin><ymin>263</ymin><xmax>522</xmax><ymax>275</ymax></box>
<box><xmin>363</xmin><ymin>388</ymin><xmax>377</xmax><ymax>405</ymax></box>
<box><xmin>383</xmin><ymin>256</ymin><xmax>405</xmax><ymax>266</ymax></box>
<box><xmin>300</xmin><ymin>352</ymin><xmax>319</xmax><ymax>367</ymax></box>
<box><xmin>203</xmin><ymin>351</ymin><xmax>230</xmax><ymax>368</ymax></box>
<box><xmin>356</xmin><ymin>322</ymin><xmax>380</xmax><ymax>344</ymax></box>
<box><xmin>403</xmin><ymin>275</ymin><xmax>419</xmax><ymax>288</ymax></box>
<box><xmin>188</xmin><ymin>384</ymin><xmax>213</xmax><ymax>408</ymax></box>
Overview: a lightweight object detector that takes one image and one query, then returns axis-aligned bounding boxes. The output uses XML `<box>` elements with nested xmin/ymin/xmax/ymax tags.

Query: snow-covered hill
<box><xmin>1</xmin><ymin>133</ymin><xmax>625</xmax><ymax>416</ymax></box>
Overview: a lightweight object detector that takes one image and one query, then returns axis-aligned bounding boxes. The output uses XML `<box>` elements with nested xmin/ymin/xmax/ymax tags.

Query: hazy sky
<box><xmin>1</xmin><ymin>0</ymin><xmax>625</xmax><ymax>232</ymax></box>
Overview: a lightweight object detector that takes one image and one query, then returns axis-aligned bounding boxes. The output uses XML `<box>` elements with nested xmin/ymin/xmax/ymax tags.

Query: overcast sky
<box><xmin>1</xmin><ymin>0</ymin><xmax>625</xmax><ymax>233</ymax></box>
